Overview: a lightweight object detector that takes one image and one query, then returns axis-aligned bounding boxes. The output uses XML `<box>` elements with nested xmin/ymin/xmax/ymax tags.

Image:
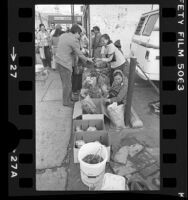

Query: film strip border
<box><xmin>8</xmin><ymin>0</ymin><xmax>187</xmax><ymax>197</ymax></box>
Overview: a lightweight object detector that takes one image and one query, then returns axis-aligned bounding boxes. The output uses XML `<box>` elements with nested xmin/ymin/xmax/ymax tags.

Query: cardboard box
<box><xmin>73</xmin><ymin>98</ymin><xmax>106</xmax><ymax>120</ymax></box>
<box><xmin>73</xmin><ymin>119</ymin><xmax>105</xmax><ymax>134</ymax></box>
<box><xmin>73</xmin><ymin>130</ymin><xmax>111</xmax><ymax>163</ymax></box>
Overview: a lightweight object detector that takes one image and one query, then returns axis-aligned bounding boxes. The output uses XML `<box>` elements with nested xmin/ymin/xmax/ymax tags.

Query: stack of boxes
<box><xmin>72</xmin><ymin>98</ymin><xmax>111</xmax><ymax>163</ymax></box>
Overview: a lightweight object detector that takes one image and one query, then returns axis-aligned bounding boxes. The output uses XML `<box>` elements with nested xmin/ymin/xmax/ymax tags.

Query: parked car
<box><xmin>130</xmin><ymin>9</ymin><xmax>159</xmax><ymax>81</ymax></box>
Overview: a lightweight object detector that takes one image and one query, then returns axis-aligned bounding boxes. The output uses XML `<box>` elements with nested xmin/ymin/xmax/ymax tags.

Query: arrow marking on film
<box><xmin>11</xmin><ymin>47</ymin><xmax>17</xmax><ymax>62</ymax></box>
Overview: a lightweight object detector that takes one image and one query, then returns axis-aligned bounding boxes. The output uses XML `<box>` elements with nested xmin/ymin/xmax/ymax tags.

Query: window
<box><xmin>153</xmin><ymin>18</ymin><xmax>159</xmax><ymax>31</ymax></box>
<box><xmin>135</xmin><ymin>17</ymin><xmax>146</xmax><ymax>35</ymax></box>
<box><xmin>142</xmin><ymin>14</ymin><xmax>159</xmax><ymax>36</ymax></box>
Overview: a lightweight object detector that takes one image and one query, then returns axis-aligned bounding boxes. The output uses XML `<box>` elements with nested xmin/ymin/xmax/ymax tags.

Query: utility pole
<box><xmin>88</xmin><ymin>5</ymin><xmax>91</xmax><ymax>57</ymax></box>
<box><xmin>38</xmin><ymin>12</ymin><xmax>42</xmax><ymax>24</ymax></box>
<box><xmin>125</xmin><ymin>57</ymin><xmax>137</xmax><ymax>126</ymax></box>
<box><xmin>71</xmin><ymin>4</ymin><xmax>74</xmax><ymax>25</ymax></box>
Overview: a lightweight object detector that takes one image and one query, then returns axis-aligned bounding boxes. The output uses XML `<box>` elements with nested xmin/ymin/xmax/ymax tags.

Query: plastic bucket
<box><xmin>78</xmin><ymin>142</ymin><xmax>108</xmax><ymax>187</ymax></box>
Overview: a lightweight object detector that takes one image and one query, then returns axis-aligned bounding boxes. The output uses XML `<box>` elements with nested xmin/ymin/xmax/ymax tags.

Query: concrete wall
<box><xmin>90</xmin><ymin>5</ymin><xmax>159</xmax><ymax>56</ymax></box>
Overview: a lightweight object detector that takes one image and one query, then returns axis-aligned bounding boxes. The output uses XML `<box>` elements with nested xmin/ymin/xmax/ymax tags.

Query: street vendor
<box><xmin>95</xmin><ymin>34</ymin><xmax>127</xmax><ymax>84</ymax></box>
<box><xmin>105</xmin><ymin>69</ymin><xmax>128</xmax><ymax>105</ymax></box>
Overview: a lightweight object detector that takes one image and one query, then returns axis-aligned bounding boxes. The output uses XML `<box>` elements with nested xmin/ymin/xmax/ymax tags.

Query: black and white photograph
<box><xmin>35</xmin><ymin>4</ymin><xmax>160</xmax><ymax>191</ymax></box>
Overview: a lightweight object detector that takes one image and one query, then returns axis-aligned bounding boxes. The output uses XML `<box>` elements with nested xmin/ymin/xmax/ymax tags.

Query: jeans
<box><xmin>56</xmin><ymin>63</ymin><xmax>72</xmax><ymax>105</ymax></box>
<box><xmin>41</xmin><ymin>46</ymin><xmax>52</xmax><ymax>68</ymax></box>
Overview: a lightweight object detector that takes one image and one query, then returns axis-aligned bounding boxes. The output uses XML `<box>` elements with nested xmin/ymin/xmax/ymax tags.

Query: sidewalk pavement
<box><xmin>36</xmin><ymin>70</ymin><xmax>72</xmax><ymax>190</ymax></box>
<box><xmin>35</xmin><ymin>69</ymin><xmax>159</xmax><ymax>191</ymax></box>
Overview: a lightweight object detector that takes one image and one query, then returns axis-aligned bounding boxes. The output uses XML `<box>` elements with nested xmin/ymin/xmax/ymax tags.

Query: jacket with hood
<box><xmin>109</xmin><ymin>69</ymin><xmax>128</xmax><ymax>104</ymax></box>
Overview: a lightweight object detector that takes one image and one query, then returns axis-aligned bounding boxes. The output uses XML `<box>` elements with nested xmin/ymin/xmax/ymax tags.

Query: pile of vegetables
<box><xmin>81</xmin><ymin>66</ymin><xmax>111</xmax><ymax>99</ymax></box>
<box><xmin>81</xmin><ymin>95</ymin><xmax>97</xmax><ymax>114</ymax></box>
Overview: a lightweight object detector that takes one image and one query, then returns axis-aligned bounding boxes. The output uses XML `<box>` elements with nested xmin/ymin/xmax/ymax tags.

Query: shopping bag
<box><xmin>39</xmin><ymin>47</ymin><xmax>45</xmax><ymax>59</ymax></box>
<box><xmin>107</xmin><ymin>102</ymin><xmax>126</xmax><ymax>129</ymax></box>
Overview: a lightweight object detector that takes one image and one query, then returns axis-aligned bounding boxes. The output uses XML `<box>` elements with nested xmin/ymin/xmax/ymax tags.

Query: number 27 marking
<box><xmin>10</xmin><ymin>64</ymin><xmax>17</xmax><ymax>78</ymax></box>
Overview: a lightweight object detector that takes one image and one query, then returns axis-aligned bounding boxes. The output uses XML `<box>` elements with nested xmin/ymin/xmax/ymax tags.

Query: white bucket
<box><xmin>78</xmin><ymin>142</ymin><xmax>108</xmax><ymax>187</ymax></box>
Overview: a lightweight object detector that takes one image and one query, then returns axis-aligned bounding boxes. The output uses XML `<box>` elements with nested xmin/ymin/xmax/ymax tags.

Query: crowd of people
<box><xmin>35</xmin><ymin>22</ymin><xmax>129</xmax><ymax>107</ymax></box>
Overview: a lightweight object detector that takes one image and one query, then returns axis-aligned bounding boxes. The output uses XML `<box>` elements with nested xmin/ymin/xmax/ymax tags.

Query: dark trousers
<box><xmin>41</xmin><ymin>46</ymin><xmax>52</xmax><ymax>68</ymax></box>
<box><xmin>56</xmin><ymin>63</ymin><xmax>72</xmax><ymax>106</ymax></box>
<box><xmin>72</xmin><ymin>68</ymin><xmax>82</xmax><ymax>93</ymax></box>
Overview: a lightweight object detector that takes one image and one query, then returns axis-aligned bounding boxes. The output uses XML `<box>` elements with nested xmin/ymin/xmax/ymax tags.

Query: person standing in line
<box><xmin>37</xmin><ymin>23</ymin><xmax>52</xmax><ymax>68</ymax></box>
<box><xmin>50</xmin><ymin>22</ymin><xmax>56</xmax><ymax>37</ymax></box>
<box><xmin>92</xmin><ymin>26</ymin><xmax>103</xmax><ymax>58</ymax></box>
<box><xmin>55</xmin><ymin>24</ymin><xmax>93</xmax><ymax>107</ymax></box>
<box><xmin>50</xmin><ymin>24</ymin><xmax>64</xmax><ymax>70</ymax></box>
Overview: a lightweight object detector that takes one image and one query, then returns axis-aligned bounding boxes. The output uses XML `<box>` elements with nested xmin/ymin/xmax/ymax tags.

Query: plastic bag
<box><xmin>81</xmin><ymin>95</ymin><xmax>97</xmax><ymax>114</ymax></box>
<box><xmin>107</xmin><ymin>102</ymin><xmax>126</xmax><ymax>129</ymax></box>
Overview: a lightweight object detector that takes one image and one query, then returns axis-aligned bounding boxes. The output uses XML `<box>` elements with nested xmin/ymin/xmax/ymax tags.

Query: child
<box><xmin>105</xmin><ymin>69</ymin><xmax>128</xmax><ymax>105</ymax></box>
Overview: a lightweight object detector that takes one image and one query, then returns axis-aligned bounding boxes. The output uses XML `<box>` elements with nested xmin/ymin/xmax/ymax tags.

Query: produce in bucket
<box><xmin>83</xmin><ymin>154</ymin><xmax>104</xmax><ymax>164</ymax></box>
